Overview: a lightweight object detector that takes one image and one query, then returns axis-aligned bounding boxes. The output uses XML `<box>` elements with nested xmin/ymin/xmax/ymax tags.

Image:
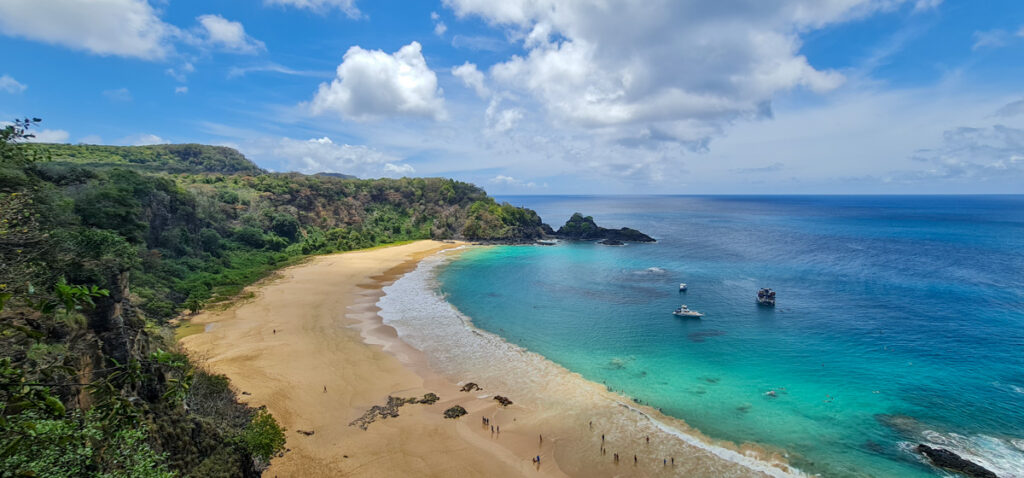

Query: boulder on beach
<box><xmin>419</xmin><ymin>393</ymin><xmax>440</xmax><ymax>404</ymax></box>
<box><xmin>915</xmin><ymin>444</ymin><xmax>998</xmax><ymax>478</ymax></box>
<box><xmin>460</xmin><ymin>382</ymin><xmax>481</xmax><ymax>392</ymax></box>
<box><xmin>444</xmin><ymin>405</ymin><xmax>468</xmax><ymax>419</ymax></box>
<box><xmin>493</xmin><ymin>395</ymin><xmax>513</xmax><ymax>407</ymax></box>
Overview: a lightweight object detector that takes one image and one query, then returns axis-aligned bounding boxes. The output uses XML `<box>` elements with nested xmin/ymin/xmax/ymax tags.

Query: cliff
<box><xmin>555</xmin><ymin>213</ymin><xmax>655</xmax><ymax>242</ymax></box>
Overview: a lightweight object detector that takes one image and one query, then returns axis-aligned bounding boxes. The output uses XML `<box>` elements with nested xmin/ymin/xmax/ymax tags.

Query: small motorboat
<box><xmin>757</xmin><ymin>288</ymin><xmax>776</xmax><ymax>306</ymax></box>
<box><xmin>673</xmin><ymin>305</ymin><xmax>704</xmax><ymax>318</ymax></box>
<box><xmin>679</xmin><ymin>283</ymin><xmax>688</xmax><ymax>292</ymax></box>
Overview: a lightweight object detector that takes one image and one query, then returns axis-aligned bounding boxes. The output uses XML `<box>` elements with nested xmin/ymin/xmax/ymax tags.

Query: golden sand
<box><xmin>181</xmin><ymin>240</ymin><xmax>792</xmax><ymax>477</ymax></box>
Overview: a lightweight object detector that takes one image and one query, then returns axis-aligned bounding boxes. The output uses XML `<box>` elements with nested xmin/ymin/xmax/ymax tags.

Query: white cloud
<box><xmin>485</xmin><ymin>98</ymin><xmax>523</xmax><ymax>133</ymax></box>
<box><xmin>227</xmin><ymin>63</ymin><xmax>327</xmax><ymax>78</ymax></box>
<box><xmin>441</xmin><ymin>0</ymin><xmax>943</xmax><ymax>147</ymax></box>
<box><xmin>452</xmin><ymin>62</ymin><xmax>489</xmax><ymax>98</ymax></box>
<box><xmin>431</xmin><ymin>11</ymin><xmax>448</xmax><ymax>36</ymax></box>
<box><xmin>166</xmin><ymin>62</ymin><xmax>195</xmax><ymax>82</ymax></box>
<box><xmin>972</xmin><ymin>29</ymin><xmax>1016</xmax><ymax>50</ymax></box>
<box><xmin>490</xmin><ymin>174</ymin><xmax>537</xmax><ymax>188</ymax></box>
<box><xmin>272</xmin><ymin>136</ymin><xmax>414</xmax><ymax>177</ymax></box>
<box><xmin>0</xmin><ymin>74</ymin><xmax>26</xmax><ymax>94</ymax></box>
<box><xmin>913</xmin><ymin>0</ymin><xmax>942</xmax><ymax>11</ymax></box>
<box><xmin>264</xmin><ymin>0</ymin><xmax>361</xmax><ymax>18</ymax></box>
<box><xmin>175</xmin><ymin>86</ymin><xmax>189</xmax><ymax>94</ymax></box>
<box><xmin>195</xmin><ymin>14</ymin><xmax>265</xmax><ymax>54</ymax></box>
<box><xmin>309</xmin><ymin>41</ymin><xmax>446</xmax><ymax>121</ymax></box>
<box><xmin>78</xmin><ymin>135</ymin><xmax>103</xmax><ymax>145</ymax></box>
<box><xmin>0</xmin><ymin>0</ymin><xmax>173</xmax><ymax>60</ymax></box>
<box><xmin>901</xmin><ymin>125</ymin><xmax>1024</xmax><ymax>182</ymax></box>
<box><xmin>118</xmin><ymin>133</ymin><xmax>166</xmax><ymax>146</ymax></box>
<box><xmin>103</xmin><ymin>88</ymin><xmax>133</xmax><ymax>102</ymax></box>
<box><xmin>25</xmin><ymin>129</ymin><xmax>70</xmax><ymax>143</ymax></box>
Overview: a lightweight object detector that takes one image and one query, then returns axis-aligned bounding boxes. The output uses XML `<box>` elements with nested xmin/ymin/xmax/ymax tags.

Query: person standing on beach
<box><xmin>634</xmin><ymin>454</ymin><xmax>637</xmax><ymax>465</ymax></box>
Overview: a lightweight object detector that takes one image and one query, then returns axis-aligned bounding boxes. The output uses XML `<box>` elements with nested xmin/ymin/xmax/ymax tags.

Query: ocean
<box><xmin>425</xmin><ymin>195</ymin><xmax>1024</xmax><ymax>477</ymax></box>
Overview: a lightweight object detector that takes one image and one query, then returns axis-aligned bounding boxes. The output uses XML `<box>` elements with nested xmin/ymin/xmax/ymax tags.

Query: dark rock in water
<box><xmin>555</xmin><ymin>213</ymin><xmax>655</xmax><ymax>242</ymax></box>
<box><xmin>444</xmin><ymin>405</ymin><xmax>468</xmax><ymax>419</ymax></box>
<box><xmin>599</xmin><ymin>239</ymin><xmax>625</xmax><ymax>246</ymax></box>
<box><xmin>460</xmin><ymin>382</ymin><xmax>481</xmax><ymax>392</ymax></box>
<box><xmin>493</xmin><ymin>395</ymin><xmax>513</xmax><ymax>407</ymax></box>
<box><xmin>915</xmin><ymin>444</ymin><xmax>998</xmax><ymax>478</ymax></box>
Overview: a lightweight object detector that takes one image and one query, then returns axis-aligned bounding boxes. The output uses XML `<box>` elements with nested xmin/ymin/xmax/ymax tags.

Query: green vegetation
<box><xmin>26</xmin><ymin>143</ymin><xmax>262</xmax><ymax>174</ymax></box>
<box><xmin>1</xmin><ymin>120</ymin><xmax>546</xmax><ymax>477</ymax></box>
<box><xmin>462</xmin><ymin>198</ymin><xmax>547</xmax><ymax>241</ymax></box>
<box><xmin>556</xmin><ymin>212</ymin><xmax>655</xmax><ymax>242</ymax></box>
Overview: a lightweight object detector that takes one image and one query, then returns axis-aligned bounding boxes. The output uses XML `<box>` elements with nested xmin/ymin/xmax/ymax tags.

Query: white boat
<box><xmin>679</xmin><ymin>283</ymin><xmax>688</xmax><ymax>291</ymax></box>
<box><xmin>673</xmin><ymin>305</ymin><xmax>704</xmax><ymax>318</ymax></box>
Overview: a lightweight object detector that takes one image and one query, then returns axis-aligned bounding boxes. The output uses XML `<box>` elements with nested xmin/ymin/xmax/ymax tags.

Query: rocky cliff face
<box><xmin>555</xmin><ymin>213</ymin><xmax>655</xmax><ymax>242</ymax></box>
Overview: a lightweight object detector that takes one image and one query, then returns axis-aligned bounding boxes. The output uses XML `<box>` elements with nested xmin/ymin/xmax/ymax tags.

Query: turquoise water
<box><xmin>437</xmin><ymin>196</ymin><xmax>1024</xmax><ymax>477</ymax></box>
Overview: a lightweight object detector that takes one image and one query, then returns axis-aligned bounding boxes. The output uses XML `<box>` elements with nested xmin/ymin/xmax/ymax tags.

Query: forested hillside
<box><xmin>0</xmin><ymin>120</ymin><xmax>547</xmax><ymax>477</ymax></box>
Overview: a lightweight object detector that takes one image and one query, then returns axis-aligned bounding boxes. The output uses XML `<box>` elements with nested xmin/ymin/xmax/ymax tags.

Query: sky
<box><xmin>1</xmin><ymin>0</ymin><xmax>1023</xmax><ymax>194</ymax></box>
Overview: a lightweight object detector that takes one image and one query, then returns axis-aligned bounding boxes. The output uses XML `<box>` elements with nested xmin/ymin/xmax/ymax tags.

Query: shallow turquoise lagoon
<box><xmin>438</xmin><ymin>196</ymin><xmax>1024</xmax><ymax>477</ymax></box>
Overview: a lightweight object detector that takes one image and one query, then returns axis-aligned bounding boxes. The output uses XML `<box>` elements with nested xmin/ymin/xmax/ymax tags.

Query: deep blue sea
<box><xmin>437</xmin><ymin>196</ymin><xmax>1024</xmax><ymax>477</ymax></box>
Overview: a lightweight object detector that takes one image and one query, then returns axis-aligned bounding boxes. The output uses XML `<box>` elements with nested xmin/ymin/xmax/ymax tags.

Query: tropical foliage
<box><xmin>1</xmin><ymin>122</ymin><xmax>544</xmax><ymax>477</ymax></box>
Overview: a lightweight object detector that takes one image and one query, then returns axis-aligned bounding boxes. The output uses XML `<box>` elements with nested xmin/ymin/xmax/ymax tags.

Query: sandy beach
<box><xmin>180</xmin><ymin>240</ymin><xmax>797</xmax><ymax>477</ymax></box>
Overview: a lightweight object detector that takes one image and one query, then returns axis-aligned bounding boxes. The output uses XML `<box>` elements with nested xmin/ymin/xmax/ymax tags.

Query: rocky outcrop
<box><xmin>444</xmin><ymin>405</ymin><xmax>468</xmax><ymax>419</ymax></box>
<box><xmin>915</xmin><ymin>444</ymin><xmax>998</xmax><ymax>478</ymax></box>
<box><xmin>493</xmin><ymin>395</ymin><xmax>513</xmax><ymax>407</ymax></box>
<box><xmin>349</xmin><ymin>393</ymin><xmax>441</xmax><ymax>430</ymax></box>
<box><xmin>555</xmin><ymin>213</ymin><xmax>655</xmax><ymax>242</ymax></box>
<box><xmin>599</xmin><ymin>239</ymin><xmax>624</xmax><ymax>246</ymax></box>
<box><xmin>460</xmin><ymin>382</ymin><xmax>481</xmax><ymax>392</ymax></box>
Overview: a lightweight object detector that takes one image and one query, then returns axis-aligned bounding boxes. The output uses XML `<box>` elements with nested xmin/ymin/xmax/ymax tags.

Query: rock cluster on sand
<box><xmin>493</xmin><ymin>395</ymin><xmax>513</xmax><ymax>407</ymax></box>
<box><xmin>444</xmin><ymin>405</ymin><xmax>468</xmax><ymax>419</ymax></box>
<box><xmin>460</xmin><ymin>382</ymin><xmax>481</xmax><ymax>392</ymax></box>
<box><xmin>555</xmin><ymin>213</ymin><xmax>655</xmax><ymax>242</ymax></box>
<box><xmin>915</xmin><ymin>444</ymin><xmax>998</xmax><ymax>478</ymax></box>
<box><xmin>349</xmin><ymin>393</ymin><xmax>441</xmax><ymax>430</ymax></box>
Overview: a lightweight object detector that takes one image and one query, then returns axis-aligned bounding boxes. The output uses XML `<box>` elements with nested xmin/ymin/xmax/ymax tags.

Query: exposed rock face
<box><xmin>349</xmin><ymin>393</ymin><xmax>441</xmax><ymax>430</ymax></box>
<box><xmin>915</xmin><ymin>444</ymin><xmax>998</xmax><ymax>478</ymax></box>
<box><xmin>599</xmin><ymin>239</ymin><xmax>624</xmax><ymax>246</ymax></box>
<box><xmin>444</xmin><ymin>405</ymin><xmax>468</xmax><ymax>419</ymax></box>
<box><xmin>493</xmin><ymin>395</ymin><xmax>513</xmax><ymax>407</ymax></box>
<box><xmin>460</xmin><ymin>382</ymin><xmax>481</xmax><ymax>392</ymax></box>
<box><xmin>556</xmin><ymin>213</ymin><xmax>655</xmax><ymax>242</ymax></box>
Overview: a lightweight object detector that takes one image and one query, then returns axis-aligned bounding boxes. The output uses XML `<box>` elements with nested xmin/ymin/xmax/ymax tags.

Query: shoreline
<box><xmin>179</xmin><ymin>240</ymin><xmax>565</xmax><ymax>477</ymax></box>
<box><xmin>179</xmin><ymin>240</ymin><xmax>800</xmax><ymax>477</ymax></box>
<box><xmin>380</xmin><ymin>246</ymin><xmax>803</xmax><ymax>478</ymax></box>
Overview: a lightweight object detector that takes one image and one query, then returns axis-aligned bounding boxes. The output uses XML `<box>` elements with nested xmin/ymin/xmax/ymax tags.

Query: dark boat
<box><xmin>757</xmin><ymin>288</ymin><xmax>776</xmax><ymax>306</ymax></box>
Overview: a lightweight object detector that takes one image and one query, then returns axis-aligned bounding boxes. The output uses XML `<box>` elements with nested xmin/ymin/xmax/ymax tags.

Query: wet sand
<box><xmin>181</xmin><ymin>240</ymin><xmax>797</xmax><ymax>477</ymax></box>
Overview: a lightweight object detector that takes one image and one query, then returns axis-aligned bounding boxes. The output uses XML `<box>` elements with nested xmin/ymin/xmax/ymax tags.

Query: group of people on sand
<box><xmin>599</xmin><ymin>430</ymin><xmax>676</xmax><ymax>467</ymax></box>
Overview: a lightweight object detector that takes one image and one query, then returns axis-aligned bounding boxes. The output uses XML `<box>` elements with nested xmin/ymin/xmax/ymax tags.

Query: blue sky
<box><xmin>1</xmin><ymin>0</ymin><xmax>1023</xmax><ymax>194</ymax></box>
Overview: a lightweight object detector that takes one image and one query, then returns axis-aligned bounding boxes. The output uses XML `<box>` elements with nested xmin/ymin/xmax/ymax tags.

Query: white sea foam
<box><xmin>378</xmin><ymin>250</ymin><xmax>805</xmax><ymax>478</ymax></box>
<box><xmin>917</xmin><ymin>430</ymin><xmax>1024</xmax><ymax>478</ymax></box>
